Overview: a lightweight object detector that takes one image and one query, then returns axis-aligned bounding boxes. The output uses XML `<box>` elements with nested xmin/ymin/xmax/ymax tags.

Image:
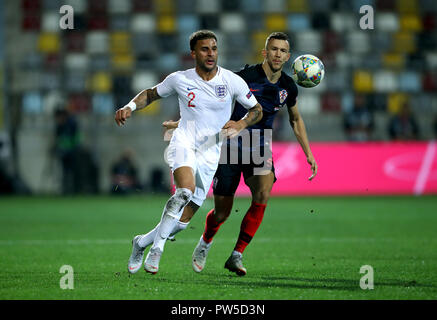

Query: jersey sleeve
<box><xmin>232</xmin><ymin>73</ymin><xmax>258</xmax><ymax>110</ymax></box>
<box><xmin>286</xmin><ymin>80</ymin><xmax>298</xmax><ymax>107</ymax></box>
<box><xmin>154</xmin><ymin>72</ymin><xmax>178</xmax><ymax>98</ymax></box>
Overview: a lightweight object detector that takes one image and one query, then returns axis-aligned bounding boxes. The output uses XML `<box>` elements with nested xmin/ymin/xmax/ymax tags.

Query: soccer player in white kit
<box><xmin>115</xmin><ymin>30</ymin><xmax>263</xmax><ymax>274</ymax></box>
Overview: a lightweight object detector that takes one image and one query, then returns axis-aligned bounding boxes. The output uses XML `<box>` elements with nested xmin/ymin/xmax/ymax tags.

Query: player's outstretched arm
<box><xmin>223</xmin><ymin>103</ymin><xmax>263</xmax><ymax>138</ymax></box>
<box><xmin>288</xmin><ymin>102</ymin><xmax>318</xmax><ymax>180</ymax></box>
<box><xmin>115</xmin><ymin>88</ymin><xmax>161</xmax><ymax>126</ymax></box>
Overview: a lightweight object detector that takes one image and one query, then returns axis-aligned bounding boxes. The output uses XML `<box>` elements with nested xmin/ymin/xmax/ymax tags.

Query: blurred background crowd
<box><xmin>0</xmin><ymin>0</ymin><xmax>436</xmax><ymax>195</ymax></box>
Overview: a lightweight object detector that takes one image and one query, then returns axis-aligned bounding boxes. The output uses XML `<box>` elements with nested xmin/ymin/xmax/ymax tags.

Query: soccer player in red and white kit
<box><xmin>115</xmin><ymin>30</ymin><xmax>263</xmax><ymax>274</ymax></box>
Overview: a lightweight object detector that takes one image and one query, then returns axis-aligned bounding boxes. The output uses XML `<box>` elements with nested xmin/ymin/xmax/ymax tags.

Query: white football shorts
<box><xmin>165</xmin><ymin>134</ymin><xmax>220</xmax><ymax>207</ymax></box>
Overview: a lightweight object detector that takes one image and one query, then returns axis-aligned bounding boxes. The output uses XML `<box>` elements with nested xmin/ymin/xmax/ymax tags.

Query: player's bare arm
<box><xmin>115</xmin><ymin>87</ymin><xmax>161</xmax><ymax>126</ymax></box>
<box><xmin>223</xmin><ymin>103</ymin><xmax>263</xmax><ymax>138</ymax></box>
<box><xmin>288</xmin><ymin>102</ymin><xmax>318</xmax><ymax>180</ymax></box>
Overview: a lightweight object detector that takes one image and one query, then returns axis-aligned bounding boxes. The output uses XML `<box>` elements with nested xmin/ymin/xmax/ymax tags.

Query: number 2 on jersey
<box><xmin>188</xmin><ymin>92</ymin><xmax>196</xmax><ymax>107</ymax></box>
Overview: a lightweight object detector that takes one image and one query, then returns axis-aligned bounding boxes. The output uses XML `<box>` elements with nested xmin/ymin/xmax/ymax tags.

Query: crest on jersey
<box><xmin>279</xmin><ymin>90</ymin><xmax>288</xmax><ymax>104</ymax></box>
<box><xmin>215</xmin><ymin>85</ymin><xmax>228</xmax><ymax>98</ymax></box>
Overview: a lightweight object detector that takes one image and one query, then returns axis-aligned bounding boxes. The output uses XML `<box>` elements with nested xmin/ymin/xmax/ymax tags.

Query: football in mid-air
<box><xmin>291</xmin><ymin>54</ymin><xmax>325</xmax><ymax>88</ymax></box>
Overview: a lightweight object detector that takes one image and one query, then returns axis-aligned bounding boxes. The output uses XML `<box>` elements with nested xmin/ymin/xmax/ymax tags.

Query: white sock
<box><xmin>232</xmin><ymin>250</ymin><xmax>242</xmax><ymax>257</ymax></box>
<box><xmin>151</xmin><ymin>188</ymin><xmax>192</xmax><ymax>252</ymax></box>
<box><xmin>170</xmin><ymin>220</ymin><xmax>189</xmax><ymax>237</ymax></box>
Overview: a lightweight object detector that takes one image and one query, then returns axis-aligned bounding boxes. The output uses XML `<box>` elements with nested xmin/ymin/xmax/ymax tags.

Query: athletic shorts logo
<box><xmin>279</xmin><ymin>90</ymin><xmax>288</xmax><ymax>104</ymax></box>
<box><xmin>215</xmin><ymin>85</ymin><xmax>228</xmax><ymax>98</ymax></box>
<box><xmin>246</xmin><ymin>91</ymin><xmax>253</xmax><ymax>99</ymax></box>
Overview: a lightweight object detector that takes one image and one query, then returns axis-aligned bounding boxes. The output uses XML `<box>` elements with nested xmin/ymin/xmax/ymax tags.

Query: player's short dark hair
<box><xmin>265</xmin><ymin>32</ymin><xmax>290</xmax><ymax>49</ymax></box>
<box><xmin>189</xmin><ymin>30</ymin><xmax>218</xmax><ymax>51</ymax></box>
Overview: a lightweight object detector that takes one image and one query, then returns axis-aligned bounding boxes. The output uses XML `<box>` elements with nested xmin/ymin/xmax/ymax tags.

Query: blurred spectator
<box><xmin>388</xmin><ymin>103</ymin><xmax>420</xmax><ymax>141</ymax></box>
<box><xmin>110</xmin><ymin>149</ymin><xmax>142</xmax><ymax>195</ymax></box>
<box><xmin>343</xmin><ymin>95</ymin><xmax>374</xmax><ymax>141</ymax></box>
<box><xmin>53</xmin><ymin>108</ymin><xmax>81</xmax><ymax>194</ymax></box>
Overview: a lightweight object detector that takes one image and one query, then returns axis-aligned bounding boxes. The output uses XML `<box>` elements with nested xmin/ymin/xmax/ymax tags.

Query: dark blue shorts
<box><xmin>212</xmin><ymin>145</ymin><xmax>277</xmax><ymax>197</ymax></box>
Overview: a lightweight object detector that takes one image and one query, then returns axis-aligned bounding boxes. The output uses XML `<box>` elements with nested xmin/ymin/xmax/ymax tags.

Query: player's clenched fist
<box><xmin>115</xmin><ymin>106</ymin><xmax>133</xmax><ymax>126</ymax></box>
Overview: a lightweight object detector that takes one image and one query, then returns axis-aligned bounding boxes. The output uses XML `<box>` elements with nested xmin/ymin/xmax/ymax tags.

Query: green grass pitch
<box><xmin>1</xmin><ymin>195</ymin><xmax>437</xmax><ymax>300</ymax></box>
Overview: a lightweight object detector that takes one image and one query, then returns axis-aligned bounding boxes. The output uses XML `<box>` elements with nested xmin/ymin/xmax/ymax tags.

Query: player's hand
<box><xmin>222</xmin><ymin>120</ymin><xmax>245</xmax><ymax>138</ymax></box>
<box><xmin>162</xmin><ymin>120</ymin><xmax>179</xmax><ymax>130</ymax></box>
<box><xmin>115</xmin><ymin>106</ymin><xmax>133</xmax><ymax>126</ymax></box>
<box><xmin>307</xmin><ymin>155</ymin><xmax>317</xmax><ymax>181</ymax></box>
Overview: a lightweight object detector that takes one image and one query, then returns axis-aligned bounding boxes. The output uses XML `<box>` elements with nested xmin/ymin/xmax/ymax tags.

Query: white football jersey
<box><xmin>155</xmin><ymin>66</ymin><xmax>258</xmax><ymax>155</ymax></box>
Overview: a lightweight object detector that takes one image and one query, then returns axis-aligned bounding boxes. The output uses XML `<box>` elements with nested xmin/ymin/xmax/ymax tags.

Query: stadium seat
<box><xmin>287</xmin><ymin>14</ymin><xmax>311</xmax><ymax>31</ymax></box>
<box><xmin>22</xmin><ymin>91</ymin><xmax>43</xmax><ymax>114</ymax></box>
<box><xmin>286</xmin><ymin>0</ymin><xmax>308</xmax><ymax>12</ymax></box>
<box><xmin>309</xmin><ymin>0</ymin><xmax>332</xmax><ymax>12</ymax></box>
<box><xmin>89</xmin><ymin>72</ymin><xmax>112</xmax><ymax>93</ymax></box>
<box><xmin>373</xmin><ymin>71</ymin><xmax>398</xmax><ymax>93</ymax></box>
<box><xmin>375</xmin><ymin>0</ymin><xmax>395</xmax><ymax>11</ymax></box>
<box><xmin>110</xmin><ymin>32</ymin><xmax>131</xmax><ymax>55</ymax></box>
<box><xmin>245</xmin><ymin>14</ymin><xmax>265</xmax><ymax>32</ymax></box>
<box><xmin>131</xmin><ymin>14</ymin><xmax>156</xmax><ymax>33</ymax></box>
<box><xmin>265</xmin><ymin>14</ymin><xmax>287</xmax><ymax>32</ymax></box>
<box><xmin>321</xmin><ymin>92</ymin><xmax>341</xmax><ymax>112</ymax></box>
<box><xmin>92</xmin><ymin>93</ymin><xmax>115</xmax><ymax>115</ymax></box>
<box><xmin>154</xmin><ymin>0</ymin><xmax>175</xmax><ymax>14</ymax></box>
<box><xmin>197</xmin><ymin>0</ymin><xmax>220</xmax><ymax>14</ymax></box>
<box><xmin>387</xmin><ymin>93</ymin><xmax>409</xmax><ymax>114</ymax></box>
<box><xmin>133</xmin><ymin>33</ymin><xmax>158</xmax><ymax>54</ymax></box>
<box><xmin>110</xmin><ymin>15</ymin><xmax>130</xmax><ymax>31</ymax></box>
<box><xmin>241</xmin><ymin>0</ymin><xmax>263</xmax><ymax>13</ymax></box>
<box><xmin>88</xmin><ymin>14</ymin><xmax>109</xmax><ymax>30</ymax></box>
<box><xmin>88</xmin><ymin>0</ymin><xmax>108</xmax><ymax>14</ymax></box>
<box><xmin>399</xmin><ymin>14</ymin><xmax>422</xmax><ymax>32</ymax></box>
<box><xmin>222</xmin><ymin>0</ymin><xmax>240</xmax><ymax>11</ymax></box>
<box><xmin>63</xmin><ymin>0</ymin><xmax>86</xmax><ymax>13</ymax></box>
<box><xmin>65</xmin><ymin>31</ymin><xmax>85</xmax><ymax>52</ymax></box>
<box><xmin>398</xmin><ymin>71</ymin><xmax>421</xmax><ymax>92</ymax></box>
<box><xmin>330</xmin><ymin>13</ymin><xmax>355</xmax><ymax>32</ymax></box>
<box><xmin>311</xmin><ymin>12</ymin><xmax>330</xmax><ymax>30</ymax></box>
<box><xmin>67</xmin><ymin>93</ymin><xmax>91</xmax><ymax>113</ymax></box>
<box><xmin>177</xmin><ymin>15</ymin><xmax>200</xmax><ymax>33</ymax></box>
<box><xmin>353</xmin><ymin>70</ymin><xmax>373</xmax><ymax>93</ymax></box>
<box><xmin>200</xmin><ymin>14</ymin><xmax>219</xmax><ymax>30</ymax></box>
<box><xmin>252</xmin><ymin>31</ymin><xmax>271</xmax><ymax>52</ymax></box>
<box><xmin>157</xmin><ymin>15</ymin><xmax>177</xmax><ymax>33</ymax></box>
<box><xmin>297</xmin><ymin>93</ymin><xmax>321</xmax><ymax>115</ymax></box>
<box><xmin>346</xmin><ymin>31</ymin><xmax>370</xmax><ymax>54</ymax></box>
<box><xmin>219</xmin><ymin>13</ymin><xmax>246</xmax><ymax>33</ymax></box>
<box><xmin>42</xmin><ymin>0</ymin><xmax>59</xmax><ymax>10</ymax></box>
<box><xmin>65</xmin><ymin>72</ymin><xmax>87</xmax><ymax>92</ymax></box>
<box><xmin>86</xmin><ymin>32</ymin><xmax>109</xmax><ymax>54</ymax></box>
<box><xmin>132</xmin><ymin>0</ymin><xmax>153</xmax><ymax>12</ymax></box>
<box><xmin>322</xmin><ymin>31</ymin><xmax>342</xmax><ymax>54</ymax></box>
<box><xmin>45</xmin><ymin>53</ymin><xmax>62</xmax><ymax>70</ymax></box>
<box><xmin>108</xmin><ymin>0</ymin><xmax>131</xmax><ymax>14</ymax></box>
<box><xmin>41</xmin><ymin>71</ymin><xmax>60</xmax><ymax>91</ymax></box>
<box><xmin>111</xmin><ymin>54</ymin><xmax>134</xmax><ymax>71</ymax></box>
<box><xmin>375</xmin><ymin>13</ymin><xmax>399</xmax><ymax>32</ymax></box>
<box><xmin>295</xmin><ymin>30</ymin><xmax>322</xmax><ymax>53</ymax></box>
<box><xmin>41</xmin><ymin>12</ymin><xmax>59</xmax><ymax>32</ymax></box>
<box><xmin>396</xmin><ymin>0</ymin><xmax>419</xmax><ymax>13</ymax></box>
<box><xmin>175</xmin><ymin>0</ymin><xmax>197</xmax><ymax>14</ymax></box>
<box><xmin>89</xmin><ymin>54</ymin><xmax>111</xmax><ymax>71</ymax></box>
<box><xmin>22</xmin><ymin>13</ymin><xmax>41</xmax><ymax>31</ymax></box>
<box><xmin>392</xmin><ymin>31</ymin><xmax>416</xmax><ymax>53</ymax></box>
<box><xmin>422</xmin><ymin>71</ymin><xmax>437</xmax><ymax>92</ymax></box>
<box><xmin>325</xmin><ymin>70</ymin><xmax>348</xmax><ymax>92</ymax></box>
<box><xmin>264</xmin><ymin>0</ymin><xmax>286</xmax><ymax>13</ymax></box>
<box><xmin>113</xmin><ymin>76</ymin><xmax>131</xmax><ymax>95</ymax></box>
<box><xmin>22</xmin><ymin>0</ymin><xmax>41</xmax><ymax>11</ymax></box>
<box><xmin>382</xmin><ymin>53</ymin><xmax>405</xmax><ymax>69</ymax></box>
<box><xmin>37</xmin><ymin>33</ymin><xmax>60</xmax><ymax>53</ymax></box>
<box><xmin>132</xmin><ymin>71</ymin><xmax>158</xmax><ymax>94</ymax></box>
